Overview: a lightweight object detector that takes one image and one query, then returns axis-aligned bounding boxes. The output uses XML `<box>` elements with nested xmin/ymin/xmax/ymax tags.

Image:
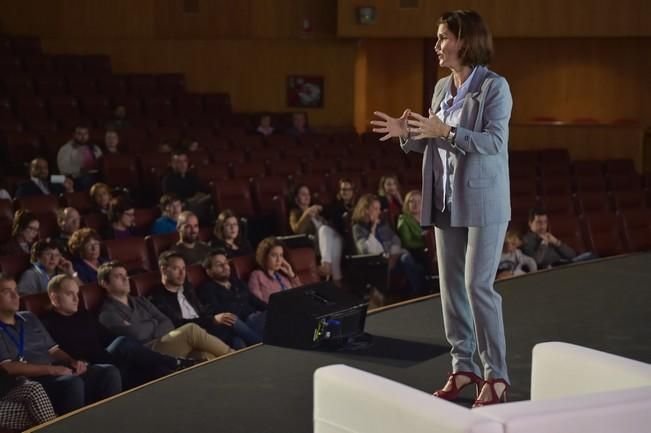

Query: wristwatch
<box><xmin>446</xmin><ymin>126</ymin><xmax>457</xmax><ymax>143</ymax></box>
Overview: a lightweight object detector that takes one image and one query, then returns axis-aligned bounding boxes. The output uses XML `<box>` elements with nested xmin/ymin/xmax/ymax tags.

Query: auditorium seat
<box><xmin>230</xmin><ymin>160</ymin><xmax>267</xmax><ymax>179</ymax></box>
<box><xmin>213</xmin><ymin>148</ymin><xmax>246</xmax><ymax>166</ymax></box>
<box><xmin>112</xmin><ymin>95</ymin><xmax>143</xmax><ymax>118</ymax></box>
<box><xmin>266</xmin><ymin>159</ymin><xmax>301</xmax><ymax>178</ymax></box>
<box><xmin>250</xmin><ymin>176</ymin><xmax>290</xmax><ymax>217</ymax></box>
<box><xmin>604</xmin><ymin>159</ymin><xmax>635</xmax><ymax>176</ymax></box>
<box><xmin>318</xmin><ymin>144</ymin><xmax>350</xmax><ymax>159</ymax></box>
<box><xmin>0</xmin><ymin>253</ymin><xmax>30</xmax><ymax>278</ymax></box>
<box><xmin>21</xmin><ymin>55</ymin><xmax>52</xmax><ymax>75</ymax></box>
<box><xmin>539</xmin><ymin>148</ymin><xmax>571</xmax><ymax>166</ymax></box>
<box><xmin>67</xmin><ymin>76</ymin><xmax>98</xmax><ymax>96</ymax></box>
<box><xmin>27</xmin><ymin>119</ymin><xmax>58</xmax><ymax>135</ymax></box>
<box><xmin>80</xmin><ymin>282</ymin><xmax>105</xmax><ymax>313</ymax></box>
<box><xmin>175</xmin><ymin>93</ymin><xmax>204</xmax><ymax>116</ymax></box>
<box><xmin>157</xmin><ymin>74</ymin><xmax>185</xmax><ymax>95</ymax></box>
<box><xmin>373</xmin><ymin>157</ymin><xmax>408</xmax><ymax>172</ymax></box>
<box><xmin>104</xmin><ymin>237</ymin><xmax>152</xmax><ymax>274</ymax></box>
<box><xmin>581</xmin><ymin>212</ymin><xmax>624</xmax><ymax>257</ymax></box>
<box><xmin>21</xmin><ymin>293</ymin><xmax>51</xmax><ymax>317</ymax></box>
<box><xmin>82</xmin><ymin>213</ymin><xmax>107</xmax><ymax>232</ymax></box>
<box><xmin>63</xmin><ymin>191</ymin><xmax>94</xmax><ymax>214</ymax></box>
<box><xmin>78</xmin><ymin>94</ymin><xmax>111</xmax><ymax>120</ymax></box>
<box><xmin>0</xmin><ymin>97</ymin><xmax>14</xmax><ymax>119</ymax></box>
<box><xmin>548</xmin><ymin>215</ymin><xmax>586</xmax><ymax>253</ymax></box>
<box><xmin>540</xmin><ymin>177</ymin><xmax>573</xmax><ymax>197</ymax></box>
<box><xmin>145</xmin><ymin>232</ymin><xmax>179</xmax><ymax>269</ymax></box>
<box><xmin>0</xmin><ymin>199</ymin><xmax>13</xmax><ymax>243</ymax></box>
<box><xmin>186</xmin><ymin>149</ymin><xmax>213</xmax><ymax>167</ymax></box>
<box><xmin>612</xmin><ymin>190</ymin><xmax>648</xmax><ymax>211</ymax></box>
<box><xmin>285</xmin><ymin>246</ymin><xmax>319</xmax><ymax>285</ymax></box>
<box><xmin>212</xmin><ymin>179</ymin><xmax>256</xmax><ymax>218</ymax></box>
<box><xmin>16</xmin><ymin>195</ymin><xmax>59</xmax><ymax>214</ymax></box>
<box><xmin>37</xmin><ymin>212</ymin><xmax>59</xmax><ymax>239</ymax></box>
<box><xmin>15</xmin><ymin>95</ymin><xmax>48</xmax><ymax>119</ymax></box>
<box><xmin>127</xmin><ymin>74</ymin><xmax>158</xmax><ymax>96</ymax></box>
<box><xmin>272</xmin><ymin>195</ymin><xmax>290</xmax><ymax>235</ymax></box>
<box><xmin>609</xmin><ymin>174</ymin><xmax>643</xmax><ymax>192</ymax></box>
<box><xmin>143</xmin><ymin>96</ymin><xmax>174</xmax><ymax>119</ymax></box>
<box><xmin>329</xmin><ymin>131</ymin><xmax>359</xmax><ymax>147</ymax></box>
<box><xmin>619</xmin><ymin>209</ymin><xmax>651</xmax><ymax>252</ymax></box>
<box><xmin>3</xmin><ymin>76</ymin><xmax>34</xmax><ymax>96</ymax></box>
<box><xmin>195</xmin><ymin>164</ymin><xmax>230</xmax><ymax>187</ymax></box>
<box><xmin>134</xmin><ymin>207</ymin><xmax>160</xmax><ymax>235</ymax></box>
<box><xmin>573</xmin><ymin>160</ymin><xmax>604</xmax><ymax>177</ymax></box>
<box><xmin>293</xmin><ymin>174</ymin><xmax>332</xmax><ymax>199</ymax></box>
<box><xmin>10</xmin><ymin>37</ymin><xmax>42</xmax><ymax>56</ymax></box>
<box><xmin>339</xmin><ymin>159</ymin><xmax>368</xmax><ymax>173</ymax></box>
<box><xmin>3</xmin><ymin>131</ymin><xmax>42</xmax><ymax>167</ymax></box>
<box><xmin>266</xmin><ymin>134</ymin><xmax>297</xmax><ymax>148</ymax></box>
<box><xmin>231</xmin><ymin>254</ymin><xmax>256</xmax><ymax>282</ymax></box>
<box><xmin>186</xmin><ymin>263</ymin><xmax>208</xmax><ymax>288</ymax></box>
<box><xmin>574</xmin><ymin>191</ymin><xmax>612</xmax><ymax>215</ymax></box>
<box><xmin>363</xmin><ymin>170</ymin><xmax>390</xmax><ymax>192</ymax></box>
<box><xmin>0</xmin><ymin>57</ymin><xmax>22</xmax><ymax>74</ymax></box>
<box><xmin>52</xmin><ymin>54</ymin><xmax>84</xmax><ymax>75</ymax></box>
<box><xmin>574</xmin><ymin>175</ymin><xmax>608</xmax><ymax>194</ymax></box>
<box><xmin>81</xmin><ymin>55</ymin><xmax>111</xmax><ymax>75</ymax></box>
<box><xmin>203</xmin><ymin>93</ymin><xmax>231</xmax><ymax>114</ymax></box>
<box><xmin>234</xmin><ymin>135</ymin><xmax>264</xmax><ymax>152</ymax></box>
<box><xmin>247</xmin><ymin>147</ymin><xmax>281</xmax><ymax>162</ymax></box>
<box><xmin>129</xmin><ymin>270</ymin><xmax>162</xmax><ymax>297</ymax></box>
<box><xmin>509</xmin><ymin>150</ymin><xmax>539</xmax><ymax>166</ymax></box>
<box><xmin>299</xmin><ymin>134</ymin><xmax>329</xmax><ymax>148</ymax></box>
<box><xmin>510</xmin><ymin>175</ymin><xmax>539</xmax><ymax>197</ymax></box>
<box><xmin>34</xmin><ymin>75</ymin><xmax>67</xmax><ymax>96</ymax></box>
<box><xmin>99</xmin><ymin>155</ymin><xmax>141</xmax><ymax>191</ymax></box>
<box><xmin>302</xmin><ymin>159</ymin><xmax>335</xmax><ymax>176</ymax></box>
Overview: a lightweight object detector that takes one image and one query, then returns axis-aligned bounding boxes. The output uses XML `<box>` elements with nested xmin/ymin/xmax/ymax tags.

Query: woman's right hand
<box><xmin>370</xmin><ymin>109</ymin><xmax>411</xmax><ymax>141</ymax></box>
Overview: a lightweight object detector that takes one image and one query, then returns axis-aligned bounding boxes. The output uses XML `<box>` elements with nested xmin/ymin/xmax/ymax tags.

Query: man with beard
<box><xmin>56</xmin><ymin>125</ymin><xmax>102</xmax><ymax>190</ymax></box>
<box><xmin>168</xmin><ymin>211</ymin><xmax>212</xmax><ymax>265</ymax></box>
<box><xmin>15</xmin><ymin>158</ymin><xmax>74</xmax><ymax>198</ymax></box>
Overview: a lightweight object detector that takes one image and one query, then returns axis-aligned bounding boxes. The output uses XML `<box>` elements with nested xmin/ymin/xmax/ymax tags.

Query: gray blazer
<box><xmin>401</xmin><ymin>66</ymin><xmax>512</xmax><ymax>227</ymax></box>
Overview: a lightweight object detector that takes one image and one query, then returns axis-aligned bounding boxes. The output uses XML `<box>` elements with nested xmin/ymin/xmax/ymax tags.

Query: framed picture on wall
<box><xmin>287</xmin><ymin>75</ymin><xmax>324</xmax><ymax>108</ymax></box>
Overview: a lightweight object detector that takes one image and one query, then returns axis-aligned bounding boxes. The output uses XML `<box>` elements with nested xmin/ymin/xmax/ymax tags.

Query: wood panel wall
<box><xmin>337</xmin><ymin>0</ymin><xmax>651</xmax><ymax>38</ymax></box>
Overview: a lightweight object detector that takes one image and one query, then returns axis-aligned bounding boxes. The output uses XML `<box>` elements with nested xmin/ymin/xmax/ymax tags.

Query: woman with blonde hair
<box><xmin>351</xmin><ymin>194</ymin><xmax>426</xmax><ymax>295</ymax></box>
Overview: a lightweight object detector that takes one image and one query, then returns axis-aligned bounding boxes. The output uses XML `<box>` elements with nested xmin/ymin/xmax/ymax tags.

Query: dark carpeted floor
<box><xmin>29</xmin><ymin>252</ymin><xmax>651</xmax><ymax>433</ymax></box>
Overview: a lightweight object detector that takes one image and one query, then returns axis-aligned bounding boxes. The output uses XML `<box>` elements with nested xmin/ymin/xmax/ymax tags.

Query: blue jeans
<box><xmin>35</xmin><ymin>364</ymin><xmax>121</xmax><ymax>415</ymax></box>
<box><xmin>392</xmin><ymin>251</ymin><xmax>426</xmax><ymax>295</ymax></box>
<box><xmin>231</xmin><ymin>315</ymin><xmax>264</xmax><ymax>349</ymax></box>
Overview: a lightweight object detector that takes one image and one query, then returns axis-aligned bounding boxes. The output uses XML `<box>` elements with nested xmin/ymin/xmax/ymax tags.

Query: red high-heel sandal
<box><xmin>472</xmin><ymin>378</ymin><xmax>509</xmax><ymax>408</ymax></box>
<box><xmin>433</xmin><ymin>371</ymin><xmax>483</xmax><ymax>400</ymax></box>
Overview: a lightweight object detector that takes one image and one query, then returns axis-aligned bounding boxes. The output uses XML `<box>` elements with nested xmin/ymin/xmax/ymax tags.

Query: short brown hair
<box><xmin>97</xmin><ymin>261</ymin><xmax>126</xmax><ymax>284</ymax></box>
<box><xmin>377</xmin><ymin>175</ymin><xmax>401</xmax><ymax>198</ymax></box>
<box><xmin>351</xmin><ymin>194</ymin><xmax>380</xmax><ymax>224</ymax></box>
<box><xmin>438</xmin><ymin>10</ymin><xmax>493</xmax><ymax>66</ymax></box>
<box><xmin>159</xmin><ymin>193</ymin><xmax>181</xmax><ymax>211</ymax></box>
<box><xmin>68</xmin><ymin>228</ymin><xmax>101</xmax><ymax>258</ymax></box>
<box><xmin>254</xmin><ymin>237</ymin><xmax>285</xmax><ymax>270</ymax></box>
<box><xmin>30</xmin><ymin>238</ymin><xmax>59</xmax><ymax>263</ymax></box>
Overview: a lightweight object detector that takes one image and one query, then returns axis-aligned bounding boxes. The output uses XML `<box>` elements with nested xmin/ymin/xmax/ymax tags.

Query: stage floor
<box><xmin>29</xmin><ymin>252</ymin><xmax>651</xmax><ymax>433</ymax></box>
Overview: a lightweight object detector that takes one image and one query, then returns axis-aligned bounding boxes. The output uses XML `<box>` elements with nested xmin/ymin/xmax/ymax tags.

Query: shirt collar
<box><xmin>445</xmin><ymin>66</ymin><xmax>478</xmax><ymax>104</ymax></box>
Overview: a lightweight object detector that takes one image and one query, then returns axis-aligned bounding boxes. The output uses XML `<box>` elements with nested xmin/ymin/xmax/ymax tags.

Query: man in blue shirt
<box><xmin>0</xmin><ymin>273</ymin><xmax>121</xmax><ymax>415</ymax></box>
<box><xmin>151</xmin><ymin>193</ymin><xmax>183</xmax><ymax>235</ymax></box>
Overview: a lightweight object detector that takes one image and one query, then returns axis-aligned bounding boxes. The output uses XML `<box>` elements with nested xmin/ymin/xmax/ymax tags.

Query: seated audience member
<box><xmin>248</xmin><ymin>237</ymin><xmax>301</xmax><ymax>304</ymax></box>
<box><xmin>168</xmin><ymin>211</ymin><xmax>212</xmax><ymax>265</ymax></box>
<box><xmin>198</xmin><ymin>250</ymin><xmax>265</xmax><ymax>345</ymax></box>
<box><xmin>15</xmin><ymin>158</ymin><xmax>74</xmax><ymax>199</ymax></box>
<box><xmin>396</xmin><ymin>190</ymin><xmax>431</xmax><ymax>271</ymax></box>
<box><xmin>0</xmin><ymin>370</ymin><xmax>56</xmax><ymax>430</ymax></box>
<box><xmin>105</xmin><ymin>105</ymin><xmax>130</xmax><ymax>130</ymax></box>
<box><xmin>210</xmin><ymin>210</ymin><xmax>253</xmax><ymax>258</ymax></box>
<box><xmin>90</xmin><ymin>182</ymin><xmax>112</xmax><ymax>216</ymax></box>
<box><xmin>352</xmin><ymin>194</ymin><xmax>426</xmax><ymax>295</ymax></box>
<box><xmin>0</xmin><ymin>274</ymin><xmax>121</xmax><ymax>415</ymax></box>
<box><xmin>0</xmin><ymin>210</ymin><xmax>40</xmax><ymax>255</ymax></box>
<box><xmin>497</xmin><ymin>230</ymin><xmax>538</xmax><ymax>279</ymax></box>
<box><xmin>286</xmin><ymin>112</ymin><xmax>312</xmax><ymax>136</ymax></box>
<box><xmin>103</xmin><ymin>129</ymin><xmax>121</xmax><ymax>154</ymax></box>
<box><xmin>182</xmin><ymin>138</ymin><xmax>201</xmax><ymax>153</ymax></box>
<box><xmin>149</xmin><ymin>252</ymin><xmax>237</xmax><ymax>347</ymax></box>
<box><xmin>101</xmin><ymin>196</ymin><xmax>136</xmax><ymax>240</ymax></box>
<box><xmin>69</xmin><ymin>228</ymin><xmax>107</xmax><ymax>284</ymax></box>
<box><xmin>289</xmin><ymin>185</ymin><xmax>343</xmax><ymax>284</ymax></box>
<box><xmin>377</xmin><ymin>175</ymin><xmax>404</xmax><ymax>217</ymax></box>
<box><xmin>97</xmin><ymin>262</ymin><xmax>232</xmax><ymax>360</ymax></box>
<box><xmin>42</xmin><ymin>275</ymin><xmax>195</xmax><ymax>389</ymax></box>
<box><xmin>521</xmin><ymin>207</ymin><xmax>578</xmax><ymax>269</ymax></box>
<box><xmin>53</xmin><ymin>207</ymin><xmax>80</xmax><ymax>256</ymax></box>
<box><xmin>325</xmin><ymin>178</ymin><xmax>357</xmax><ymax>237</ymax></box>
<box><xmin>161</xmin><ymin>149</ymin><xmax>212</xmax><ymax>223</ymax></box>
<box><xmin>56</xmin><ymin>125</ymin><xmax>102</xmax><ymax>191</ymax></box>
<box><xmin>17</xmin><ymin>239</ymin><xmax>77</xmax><ymax>296</ymax></box>
<box><xmin>151</xmin><ymin>194</ymin><xmax>183</xmax><ymax>235</ymax></box>
<box><xmin>157</xmin><ymin>140</ymin><xmax>173</xmax><ymax>153</ymax></box>
<box><xmin>255</xmin><ymin>113</ymin><xmax>274</xmax><ymax>136</ymax></box>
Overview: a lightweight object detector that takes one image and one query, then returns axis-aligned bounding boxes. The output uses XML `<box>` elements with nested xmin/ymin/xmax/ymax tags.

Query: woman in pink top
<box><xmin>248</xmin><ymin>237</ymin><xmax>301</xmax><ymax>304</ymax></box>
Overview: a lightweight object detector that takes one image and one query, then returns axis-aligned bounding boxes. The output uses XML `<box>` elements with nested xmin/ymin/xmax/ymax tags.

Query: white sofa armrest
<box><xmin>314</xmin><ymin>364</ymin><xmax>502</xmax><ymax>433</ymax></box>
<box><xmin>531</xmin><ymin>342</ymin><xmax>651</xmax><ymax>400</ymax></box>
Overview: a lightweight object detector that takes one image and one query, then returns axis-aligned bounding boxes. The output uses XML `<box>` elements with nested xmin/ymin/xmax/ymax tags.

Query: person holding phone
<box><xmin>15</xmin><ymin>158</ymin><xmax>74</xmax><ymax>199</ymax></box>
<box><xmin>17</xmin><ymin>239</ymin><xmax>80</xmax><ymax>296</ymax></box>
<box><xmin>371</xmin><ymin>10</ymin><xmax>512</xmax><ymax>407</ymax></box>
<box><xmin>248</xmin><ymin>237</ymin><xmax>302</xmax><ymax>304</ymax></box>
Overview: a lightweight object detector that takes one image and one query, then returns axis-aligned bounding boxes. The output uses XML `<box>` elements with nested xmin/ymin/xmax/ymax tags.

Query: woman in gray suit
<box><xmin>371</xmin><ymin>10</ymin><xmax>512</xmax><ymax>407</ymax></box>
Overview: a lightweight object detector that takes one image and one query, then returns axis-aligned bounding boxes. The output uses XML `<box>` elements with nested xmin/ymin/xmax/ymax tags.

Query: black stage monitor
<box><xmin>264</xmin><ymin>281</ymin><xmax>369</xmax><ymax>350</ymax></box>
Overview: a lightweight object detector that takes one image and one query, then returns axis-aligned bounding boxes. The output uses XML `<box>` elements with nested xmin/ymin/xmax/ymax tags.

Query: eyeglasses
<box><xmin>25</xmin><ymin>225</ymin><xmax>40</xmax><ymax>232</ymax></box>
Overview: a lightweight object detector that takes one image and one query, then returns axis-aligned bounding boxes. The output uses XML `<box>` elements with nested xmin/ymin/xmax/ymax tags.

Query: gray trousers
<box><xmin>434</xmin><ymin>209</ymin><xmax>509</xmax><ymax>382</ymax></box>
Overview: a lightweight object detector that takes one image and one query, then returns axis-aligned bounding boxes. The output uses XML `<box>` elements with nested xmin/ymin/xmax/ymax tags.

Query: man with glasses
<box><xmin>17</xmin><ymin>239</ymin><xmax>79</xmax><ymax>296</ymax></box>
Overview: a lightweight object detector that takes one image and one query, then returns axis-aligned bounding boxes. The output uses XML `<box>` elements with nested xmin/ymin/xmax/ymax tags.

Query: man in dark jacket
<box><xmin>15</xmin><ymin>158</ymin><xmax>73</xmax><ymax>198</ymax></box>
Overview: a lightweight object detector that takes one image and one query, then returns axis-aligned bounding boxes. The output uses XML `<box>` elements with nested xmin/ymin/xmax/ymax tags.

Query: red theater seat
<box><xmin>0</xmin><ymin>253</ymin><xmax>30</xmax><ymax>278</ymax></box>
<box><xmin>212</xmin><ymin>180</ymin><xmax>255</xmax><ymax>218</ymax></box>
<box><xmin>21</xmin><ymin>293</ymin><xmax>51</xmax><ymax>317</ymax></box>
<box><xmin>63</xmin><ymin>191</ymin><xmax>94</xmax><ymax>214</ymax></box>
<box><xmin>129</xmin><ymin>270</ymin><xmax>162</xmax><ymax>297</ymax></box>
<box><xmin>285</xmin><ymin>247</ymin><xmax>319</xmax><ymax>285</ymax></box>
<box><xmin>104</xmin><ymin>237</ymin><xmax>152</xmax><ymax>273</ymax></box>
<box><xmin>80</xmin><ymin>282</ymin><xmax>105</xmax><ymax>313</ymax></box>
<box><xmin>145</xmin><ymin>232</ymin><xmax>179</xmax><ymax>268</ymax></box>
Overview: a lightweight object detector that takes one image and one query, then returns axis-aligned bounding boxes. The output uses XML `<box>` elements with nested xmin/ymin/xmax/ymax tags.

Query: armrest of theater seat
<box><xmin>313</xmin><ymin>364</ymin><xmax>502</xmax><ymax>433</ymax></box>
<box><xmin>531</xmin><ymin>342</ymin><xmax>651</xmax><ymax>400</ymax></box>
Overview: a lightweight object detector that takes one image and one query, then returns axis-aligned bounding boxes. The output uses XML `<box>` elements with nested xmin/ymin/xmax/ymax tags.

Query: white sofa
<box><xmin>314</xmin><ymin>342</ymin><xmax>651</xmax><ymax>433</ymax></box>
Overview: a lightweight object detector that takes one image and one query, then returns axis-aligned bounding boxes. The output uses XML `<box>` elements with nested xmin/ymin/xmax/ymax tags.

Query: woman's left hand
<box><xmin>407</xmin><ymin>109</ymin><xmax>450</xmax><ymax>140</ymax></box>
